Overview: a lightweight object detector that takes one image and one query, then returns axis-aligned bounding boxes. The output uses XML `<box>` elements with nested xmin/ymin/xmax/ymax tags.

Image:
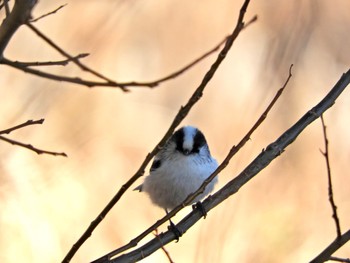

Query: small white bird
<box><xmin>136</xmin><ymin>125</ymin><xmax>218</xmax><ymax>213</ymax></box>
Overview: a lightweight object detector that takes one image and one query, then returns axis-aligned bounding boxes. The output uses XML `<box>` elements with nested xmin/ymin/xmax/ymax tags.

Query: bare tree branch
<box><xmin>329</xmin><ymin>256</ymin><xmax>350</xmax><ymax>263</ymax></box>
<box><xmin>310</xmin><ymin>229</ymin><xmax>350</xmax><ymax>263</ymax></box>
<box><xmin>106</xmin><ymin>68</ymin><xmax>350</xmax><ymax>263</ymax></box>
<box><xmin>25</xmin><ymin>23</ymin><xmax>130</xmax><ymax>91</ymax></box>
<box><xmin>62</xmin><ymin>1</ymin><xmax>255</xmax><ymax>262</ymax></box>
<box><xmin>153</xmin><ymin>229</ymin><xmax>174</xmax><ymax>263</ymax></box>
<box><xmin>8</xmin><ymin>53</ymin><xmax>89</xmax><ymax>67</ymax></box>
<box><xmin>0</xmin><ymin>118</ymin><xmax>67</xmax><ymax>157</ymax></box>
<box><xmin>0</xmin><ymin>135</ymin><xmax>67</xmax><ymax>156</ymax></box>
<box><xmin>29</xmin><ymin>3</ymin><xmax>67</xmax><ymax>23</ymax></box>
<box><xmin>320</xmin><ymin>115</ymin><xmax>342</xmax><ymax>238</ymax></box>
<box><xmin>0</xmin><ymin>118</ymin><xmax>44</xmax><ymax>134</ymax></box>
<box><xmin>0</xmin><ymin>0</ymin><xmax>37</xmax><ymax>57</ymax></box>
<box><xmin>1</xmin><ymin>0</ymin><xmax>10</xmax><ymax>16</ymax></box>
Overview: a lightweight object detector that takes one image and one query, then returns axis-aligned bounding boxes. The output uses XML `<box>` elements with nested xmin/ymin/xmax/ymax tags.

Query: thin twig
<box><xmin>9</xmin><ymin>53</ymin><xmax>89</xmax><ymax>67</ymax></box>
<box><xmin>0</xmin><ymin>135</ymin><xmax>67</xmax><ymax>156</ymax></box>
<box><xmin>0</xmin><ymin>118</ymin><xmax>44</xmax><ymax>134</ymax></box>
<box><xmin>147</xmin><ymin>36</ymin><xmax>228</xmax><ymax>84</ymax></box>
<box><xmin>3</xmin><ymin>0</ymin><xmax>10</xmax><ymax>16</ymax></box>
<box><xmin>1</xmin><ymin>30</ymin><xmax>229</xmax><ymax>90</ymax></box>
<box><xmin>152</xmin><ymin>15</ymin><xmax>257</xmax><ymax>85</ymax></box>
<box><xmin>0</xmin><ymin>118</ymin><xmax>67</xmax><ymax>157</ymax></box>
<box><xmin>30</xmin><ymin>3</ymin><xmax>67</xmax><ymax>23</ymax></box>
<box><xmin>109</xmin><ymin>69</ymin><xmax>350</xmax><ymax>263</ymax></box>
<box><xmin>329</xmin><ymin>256</ymin><xmax>350</xmax><ymax>263</ymax></box>
<box><xmin>0</xmin><ymin>0</ymin><xmax>37</xmax><ymax>57</ymax></box>
<box><xmin>2</xmin><ymin>57</ymin><xmax>131</xmax><ymax>88</ymax></box>
<box><xmin>320</xmin><ymin>115</ymin><xmax>342</xmax><ymax>238</ymax></box>
<box><xmin>310</xmin><ymin>229</ymin><xmax>350</xmax><ymax>263</ymax></box>
<box><xmin>153</xmin><ymin>229</ymin><xmax>174</xmax><ymax>263</ymax></box>
<box><xmin>25</xmin><ymin>23</ymin><xmax>130</xmax><ymax>91</ymax></box>
<box><xmin>63</xmin><ymin>1</ymin><xmax>255</xmax><ymax>263</ymax></box>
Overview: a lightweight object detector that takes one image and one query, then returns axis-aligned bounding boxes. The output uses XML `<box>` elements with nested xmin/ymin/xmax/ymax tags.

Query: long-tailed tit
<box><xmin>135</xmin><ymin>126</ymin><xmax>218</xmax><ymax>233</ymax></box>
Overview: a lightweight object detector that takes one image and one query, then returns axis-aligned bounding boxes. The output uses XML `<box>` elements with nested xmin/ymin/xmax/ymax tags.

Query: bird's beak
<box><xmin>183</xmin><ymin>149</ymin><xmax>190</xmax><ymax>155</ymax></box>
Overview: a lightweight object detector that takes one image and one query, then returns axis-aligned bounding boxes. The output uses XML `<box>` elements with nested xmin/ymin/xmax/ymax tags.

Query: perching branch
<box><xmin>62</xmin><ymin>1</ymin><xmax>255</xmax><ymax>262</ymax></box>
<box><xmin>0</xmin><ymin>119</ymin><xmax>67</xmax><ymax>157</ymax></box>
<box><xmin>320</xmin><ymin>115</ymin><xmax>342</xmax><ymax>238</ymax></box>
<box><xmin>29</xmin><ymin>3</ymin><xmax>67</xmax><ymax>23</ymax></box>
<box><xmin>106</xmin><ymin>69</ymin><xmax>350</xmax><ymax>263</ymax></box>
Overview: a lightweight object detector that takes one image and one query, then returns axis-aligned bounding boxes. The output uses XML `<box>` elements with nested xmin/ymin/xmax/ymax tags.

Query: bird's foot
<box><xmin>192</xmin><ymin>201</ymin><xmax>207</xmax><ymax>219</ymax></box>
<box><xmin>168</xmin><ymin>220</ymin><xmax>182</xmax><ymax>242</ymax></box>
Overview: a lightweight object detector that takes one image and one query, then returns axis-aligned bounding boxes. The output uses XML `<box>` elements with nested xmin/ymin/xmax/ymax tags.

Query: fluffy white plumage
<box><xmin>138</xmin><ymin>126</ymin><xmax>218</xmax><ymax>210</ymax></box>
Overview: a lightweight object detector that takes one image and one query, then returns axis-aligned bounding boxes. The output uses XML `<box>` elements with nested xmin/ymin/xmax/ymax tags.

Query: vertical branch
<box><xmin>0</xmin><ymin>0</ymin><xmax>37</xmax><ymax>57</ymax></box>
<box><xmin>320</xmin><ymin>115</ymin><xmax>341</xmax><ymax>238</ymax></box>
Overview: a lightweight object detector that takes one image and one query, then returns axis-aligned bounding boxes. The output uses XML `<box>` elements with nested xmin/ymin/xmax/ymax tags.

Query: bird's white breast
<box><xmin>142</xmin><ymin>154</ymin><xmax>218</xmax><ymax>210</ymax></box>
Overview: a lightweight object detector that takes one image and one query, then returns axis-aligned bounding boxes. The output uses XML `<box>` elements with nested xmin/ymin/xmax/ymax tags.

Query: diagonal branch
<box><xmin>0</xmin><ymin>118</ymin><xmax>44</xmax><ymax>134</ymax></box>
<box><xmin>0</xmin><ymin>135</ymin><xmax>67</xmax><ymax>156</ymax></box>
<box><xmin>320</xmin><ymin>115</ymin><xmax>342</xmax><ymax>238</ymax></box>
<box><xmin>0</xmin><ymin>0</ymin><xmax>37</xmax><ymax>57</ymax></box>
<box><xmin>62</xmin><ymin>1</ymin><xmax>255</xmax><ymax>262</ymax></box>
<box><xmin>107</xmin><ymin>68</ymin><xmax>350</xmax><ymax>263</ymax></box>
<box><xmin>29</xmin><ymin>3</ymin><xmax>67</xmax><ymax>23</ymax></box>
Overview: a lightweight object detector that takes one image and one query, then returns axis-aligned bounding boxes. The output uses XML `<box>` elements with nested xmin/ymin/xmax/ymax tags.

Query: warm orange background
<box><xmin>0</xmin><ymin>1</ymin><xmax>349</xmax><ymax>262</ymax></box>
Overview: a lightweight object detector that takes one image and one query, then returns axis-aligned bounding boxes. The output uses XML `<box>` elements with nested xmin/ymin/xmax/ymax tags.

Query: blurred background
<box><xmin>0</xmin><ymin>0</ymin><xmax>349</xmax><ymax>262</ymax></box>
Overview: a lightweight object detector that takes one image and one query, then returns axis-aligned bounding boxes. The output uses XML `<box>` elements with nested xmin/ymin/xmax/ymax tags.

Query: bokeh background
<box><xmin>0</xmin><ymin>0</ymin><xmax>349</xmax><ymax>262</ymax></box>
